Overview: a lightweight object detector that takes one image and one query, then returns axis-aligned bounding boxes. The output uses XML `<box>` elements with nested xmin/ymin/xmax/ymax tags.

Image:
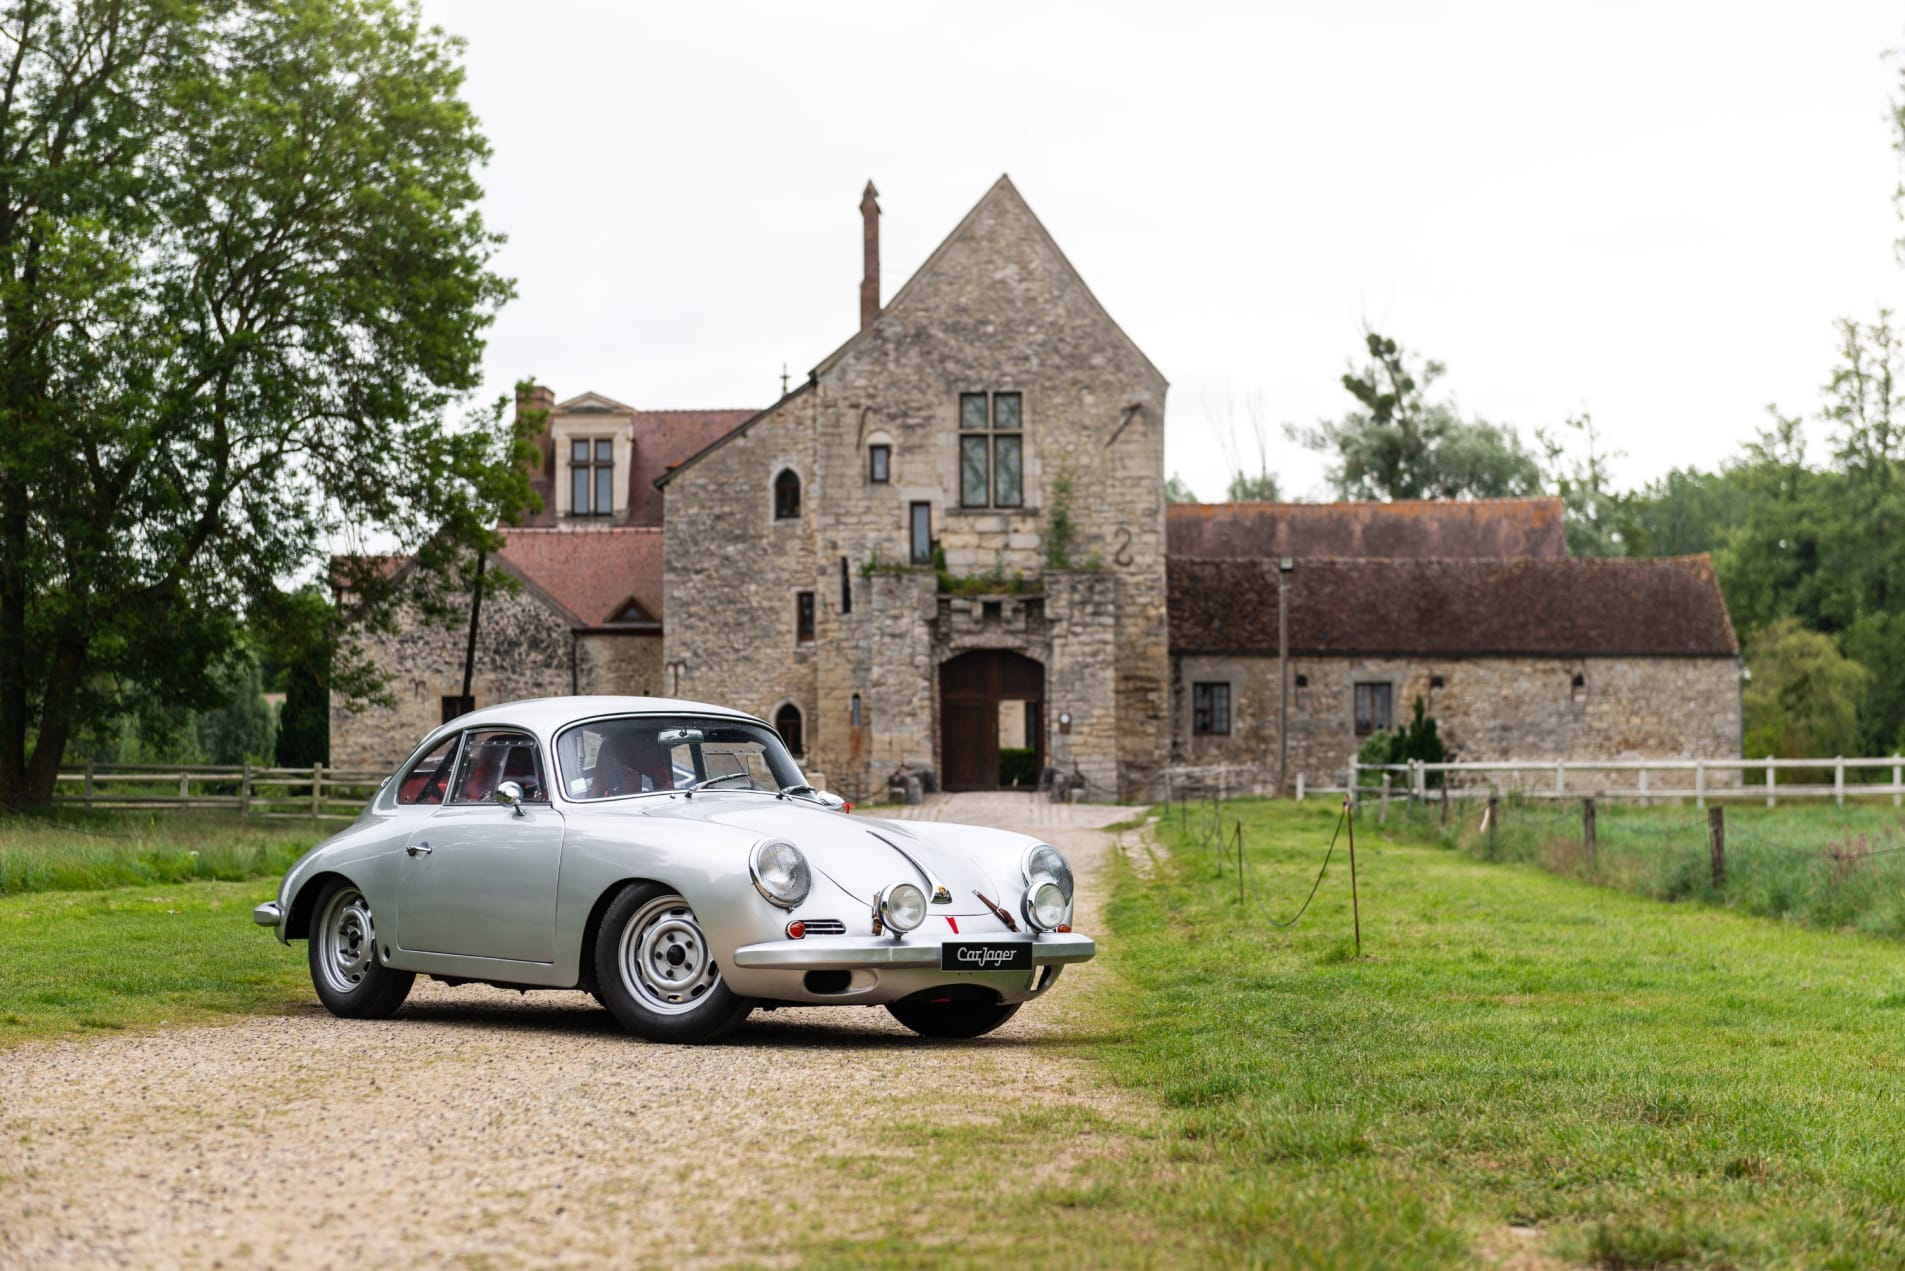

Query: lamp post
<box><xmin>1277</xmin><ymin>556</ymin><xmax>1294</xmax><ymax>797</ymax></box>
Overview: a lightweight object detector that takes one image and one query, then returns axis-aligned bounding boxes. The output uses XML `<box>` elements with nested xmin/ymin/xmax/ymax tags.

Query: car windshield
<box><xmin>555</xmin><ymin>715</ymin><xmax>804</xmax><ymax>801</ymax></box>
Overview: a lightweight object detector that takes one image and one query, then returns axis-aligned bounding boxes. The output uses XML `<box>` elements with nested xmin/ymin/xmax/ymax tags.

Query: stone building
<box><xmin>330</xmin><ymin>182</ymin><xmax>1742</xmax><ymax>797</ymax></box>
<box><xmin>656</xmin><ymin>176</ymin><xmax>1170</xmax><ymax>801</ymax></box>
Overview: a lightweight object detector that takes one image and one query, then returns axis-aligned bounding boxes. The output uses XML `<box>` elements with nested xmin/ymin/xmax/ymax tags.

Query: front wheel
<box><xmin>594</xmin><ymin>884</ymin><xmax>754</xmax><ymax>1043</ymax></box>
<box><xmin>307</xmin><ymin>879</ymin><xmax>414</xmax><ymax>1019</ymax></box>
<box><xmin>887</xmin><ymin>996</ymin><xmax>1021</xmax><ymax>1039</ymax></box>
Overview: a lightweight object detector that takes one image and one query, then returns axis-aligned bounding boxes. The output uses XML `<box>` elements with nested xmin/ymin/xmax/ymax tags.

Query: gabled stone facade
<box><xmin>658</xmin><ymin>177</ymin><xmax>1170</xmax><ymax>801</ymax></box>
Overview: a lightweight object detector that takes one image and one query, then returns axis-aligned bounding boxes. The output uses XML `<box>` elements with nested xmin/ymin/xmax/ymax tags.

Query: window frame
<box><xmin>1192</xmin><ymin>682</ymin><xmax>1232</xmax><ymax>736</ymax></box>
<box><xmin>396</xmin><ymin>732</ymin><xmax>465</xmax><ymax>806</ymax></box>
<box><xmin>448</xmin><ymin>729</ymin><xmax>551</xmax><ymax>805</ymax></box>
<box><xmin>569</xmin><ymin>437</ymin><xmax>615</xmax><ymax>518</ymax></box>
<box><xmin>868</xmin><ymin>444</ymin><xmax>890</xmax><ymax>483</ymax></box>
<box><xmin>795</xmin><ymin>590</ymin><xmax>815</xmax><ymax>643</ymax></box>
<box><xmin>774</xmin><ymin>703</ymin><xmax>805</xmax><ymax>758</ymax></box>
<box><xmin>773</xmin><ymin>468</ymin><xmax>802</xmax><ymax>521</ymax></box>
<box><xmin>1353</xmin><ymin>682</ymin><xmax>1393</xmax><ymax>736</ymax></box>
<box><xmin>957</xmin><ymin>391</ymin><xmax>1024</xmax><ymax>509</ymax></box>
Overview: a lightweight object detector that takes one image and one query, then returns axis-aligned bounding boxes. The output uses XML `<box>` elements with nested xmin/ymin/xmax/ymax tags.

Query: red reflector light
<box><xmin>1056</xmin><ymin>923</ymin><xmax>1071</xmax><ymax>933</ymax></box>
<box><xmin>785</xmin><ymin>920</ymin><xmax>806</xmax><ymax>940</ymax></box>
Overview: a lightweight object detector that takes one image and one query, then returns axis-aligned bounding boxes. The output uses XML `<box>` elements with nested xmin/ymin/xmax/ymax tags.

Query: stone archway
<box><xmin>939</xmin><ymin>649</ymin><xmax>1044</xmax><ymax>792</ymax></box>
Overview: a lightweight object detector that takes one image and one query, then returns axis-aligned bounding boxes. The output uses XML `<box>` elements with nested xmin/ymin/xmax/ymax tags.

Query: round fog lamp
<box><xmin>750</xmin><ymin>839</ymin><xmax>811</xmax><ymax>909</ymax></box>
<box><xmin>880</xmin><ymin>882</ymin><xmax>927</xmax><ymax>933</ymax></box>
<box><xmin>1027</xmin><ymin>879</ymin><xmax>1069</xmax><ymax>931</ymax></box>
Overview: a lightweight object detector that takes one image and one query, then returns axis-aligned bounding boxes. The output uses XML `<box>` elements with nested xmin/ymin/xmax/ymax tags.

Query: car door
<box><xmin>398</xmin><ymin>727</ymin><xmax>565</xmax><ymax>963</ymax></box>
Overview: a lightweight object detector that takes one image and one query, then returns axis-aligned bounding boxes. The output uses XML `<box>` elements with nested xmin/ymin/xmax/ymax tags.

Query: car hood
<box><xmin>640</xmin><ymin>795</ymin><xmax>1018</xmax><ymax>913</ymax></box>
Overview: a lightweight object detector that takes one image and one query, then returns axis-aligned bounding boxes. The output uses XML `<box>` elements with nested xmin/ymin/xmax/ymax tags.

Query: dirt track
<box><xmin>0</xmin><ymin>795</ymin><xmax>1137</xmax><ymax>1268</ymax></box>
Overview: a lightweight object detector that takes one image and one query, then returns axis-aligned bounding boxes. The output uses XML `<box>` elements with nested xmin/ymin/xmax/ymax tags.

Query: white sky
<box><xmin>417</xmin><ymin>0</ymin><xmax>1905</xmax><ymax>503</ymax></box>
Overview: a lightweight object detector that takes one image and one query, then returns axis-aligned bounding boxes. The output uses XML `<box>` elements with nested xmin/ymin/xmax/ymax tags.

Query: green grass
<box><xmin>0</xmin><ymin>808</ymin><xmax>327</xmax><ymax>894</ymax></box>
<box><xmin>1082</xmin><ymin>798</ymin><xmax>1905</xmax><ymax>1266</ymax></box>
<box><xmin>0</xmin><ymin>881</ymin><xmax>308</xmax><ymax>1045</ymax></box>
<box><xmin>1388</xmin><ymin>795</ymin><xmax>1905</xmax><ymax>940</ymax></box>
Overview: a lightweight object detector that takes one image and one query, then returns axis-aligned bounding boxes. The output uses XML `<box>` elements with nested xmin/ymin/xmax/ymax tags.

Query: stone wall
<box><xmin>330</xmin><ymin>581</ymin><xmax>576</xmax><ymax>773</ymax></box>
<box><xmin>1170</xmin><ymin>653</ymin><xmax>1744</xmax><ymax>792</ymax></box>
<box><xmin>663</xmin><ymin>178</ymin><xmax>1171</xmax><ymax>800</ymax></box>
<box><xmin>576</xmin><ymin>632</ymin><xmax>663</xmax><ymax>699</ymax></box>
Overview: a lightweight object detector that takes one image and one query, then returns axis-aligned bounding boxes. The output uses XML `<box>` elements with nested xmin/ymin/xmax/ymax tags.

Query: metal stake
<box><xmin>1345</xmin><ymin>794</ymin><xmax>1361</xmax><ymax>958</ymax></box>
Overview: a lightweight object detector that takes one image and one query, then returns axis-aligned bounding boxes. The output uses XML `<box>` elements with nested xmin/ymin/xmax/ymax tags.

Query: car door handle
<box><xmin>407</xmin><ymin>842</ymin><xmax>432</xmax><ymax>857</ymax></box>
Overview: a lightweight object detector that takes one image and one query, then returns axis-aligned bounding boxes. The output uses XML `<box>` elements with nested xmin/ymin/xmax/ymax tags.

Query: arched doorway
<box><xmin>940</xmin><ymin>649</ymin><xmax>1044</xmax><ymax>791</ymax></box>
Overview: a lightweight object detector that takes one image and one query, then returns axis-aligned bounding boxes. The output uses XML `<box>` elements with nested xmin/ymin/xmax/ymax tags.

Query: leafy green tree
<box><xmin>194</xmin><ymin>650</ymin><xmax>275</xmax><ymax>766</ymax></box>
<box><xmin>1539</xmin><ymin>412</ymin><xmax>1626</xmax><ymax>557</ymax></box>
<box><xmin>1742</xmin><ymin>619</ymin><xmax>1867</xmax><ymax>761</ymax></box>
<box><xmin>1225</xmin><ymin>471</ymin><xmax>1281</xmax><ymax>501</ymax></box>
<box><xmin>0</xmin><ymin>1</ymin><xmax>532</xmax><ymax>806</ymax></box>
<box><xmin>1163</xmin><ymin>472</ymin><xmax>1200</xmax><ymax>503</ymax></box>
<box><xmin>1617</xmin><ymin>466</ymin><xmax>1751</xmax><ymax>558</ymax></box>
<box><xmin>1291</xmin><ymin>331</ymin><xmax>1544</xmax><ymax>501</ymax></box>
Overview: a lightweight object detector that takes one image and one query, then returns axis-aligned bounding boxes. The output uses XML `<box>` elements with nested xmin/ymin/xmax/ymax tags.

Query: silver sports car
<box><xmin>253</xmin><ymin>696</ymin><xmax>1094</xmax><ymax>1042</ymax></box>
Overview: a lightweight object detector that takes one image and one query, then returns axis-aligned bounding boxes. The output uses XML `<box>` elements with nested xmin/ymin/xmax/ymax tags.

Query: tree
<box><xmin>1539</xmin><ymin>412</ymin><xmax>1626</xmax><ymax>557</ymax></box>
<box><xmin>1210</xmin><ymin>394</ymin><xmax>1283</xmax><ymax>502</ymax></box>
<box><xmin>1742</xmin><ymin>619</ymin><xmax>1867</xmax><ymax>762</ymax></box>
<box><xmin>0</xmin><ymin>1</ymin><xmax>531</xmax><ymax>805</ymax></box>
<box><xmin>1617</xmin><ymin>466</ymin><xmax>1750</xmax><ymax>558</ymax></box>
<box><xmin>1290</xmin><ymin>331</ymin><xmax>1544</xmax><ymax>500</ymax></box>
<box><xmin>194</xmin><ymin>649</ymin><xmax>275</xmax><ymax>765</ymax></box>
<box><xmin>1163</xmin><ymin>472</ymin><xmax>1200</xmax><ymax>503</ymax></box>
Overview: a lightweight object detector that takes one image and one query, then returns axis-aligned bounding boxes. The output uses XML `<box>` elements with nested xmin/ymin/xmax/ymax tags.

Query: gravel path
<box><xmin>0</xmin><ymin>795</ymin><xmax>1143</xmax><ymax>1268</ymax></box>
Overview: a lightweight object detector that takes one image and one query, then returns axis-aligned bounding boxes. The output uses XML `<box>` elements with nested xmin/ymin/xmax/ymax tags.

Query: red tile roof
<box><xmin>495</xmin><ymin>526</ymin><xmax>665</xmax><ymax>627</ymax></box>
<box><xmin>1167</xmin><ymin>498</ymin><xmax>1567</xmax><ymax>560</ymax></box>
<box><xmin>1168</xmin><ymin>555</ymin><xmax>1738</xmax><ymax>658</ymax></box>
<box><xmin>627</xmin><ymin>410</ymin><xmax>755</xmax><ymax>525</ymax></box>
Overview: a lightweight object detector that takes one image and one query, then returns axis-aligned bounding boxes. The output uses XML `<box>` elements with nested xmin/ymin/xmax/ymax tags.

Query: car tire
<box><xmin>307</xmin><ymin>879</ymin><xmax>414</xmax><ymax>1019</ymax></box>
<box><xmin>886</xmin><ymin>997</ymin><xmax>1022</xmax><ymax>1039</ymax></box>
<box><xmin>594</xmin><ymin>884</ymin><xmax>754</xmax><ymax>1044</ymax></box>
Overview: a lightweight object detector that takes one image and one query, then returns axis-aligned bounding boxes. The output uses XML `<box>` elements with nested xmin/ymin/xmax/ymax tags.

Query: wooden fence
<box><xmin>1357</xmin><ymin>756</ymin><xmax>1905</xmax><ymax>809</ymax></box>
<box><xmin>49</xmin><ymin>762</ymin><xmax>386</xmax><ymax>819</ymax></box>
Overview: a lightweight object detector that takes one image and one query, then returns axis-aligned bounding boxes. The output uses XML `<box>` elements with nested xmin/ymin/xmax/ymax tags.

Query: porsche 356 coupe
<box><xmin>253</xmin><ymin>697</ymin><xmax>1093</xmax><ymax>1042</ymax></box>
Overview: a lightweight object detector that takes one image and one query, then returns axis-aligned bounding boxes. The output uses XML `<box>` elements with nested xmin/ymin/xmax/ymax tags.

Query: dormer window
<box><xmin>571</xmin><ymin>439</ymin><xmax>614</xmax><ymax>517</ymax></box>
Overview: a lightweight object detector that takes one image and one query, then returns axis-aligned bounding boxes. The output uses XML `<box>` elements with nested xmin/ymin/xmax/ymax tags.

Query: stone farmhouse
<box><xmin>332</xmin><ymin>177</ymin><xmax>1742</xmax><ymax>800</ymax></box>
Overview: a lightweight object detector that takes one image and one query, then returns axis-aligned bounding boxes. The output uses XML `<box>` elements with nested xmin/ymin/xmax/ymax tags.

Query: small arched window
<box><xmin>775</xmin><ymin>703</ymin><xmax>805</xmax><ymax>757</ymax></box>
<box><xmin>774</xmin><ymin>469</ymin><xmax>801</xmax><ymax>520</ymax></box>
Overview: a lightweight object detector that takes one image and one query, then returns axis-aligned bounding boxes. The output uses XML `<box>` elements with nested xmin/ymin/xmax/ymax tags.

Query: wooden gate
<box><xmin>939</xmin><ymin>649</ymin><xmax>1044</xmax><ymax>791</ymax></box>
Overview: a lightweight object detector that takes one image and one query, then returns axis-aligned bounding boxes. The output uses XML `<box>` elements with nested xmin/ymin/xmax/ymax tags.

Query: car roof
<box><xmin>438</xmin><ymin>695</ymin><xmax>767</xmax><ymax>740</ymax></box>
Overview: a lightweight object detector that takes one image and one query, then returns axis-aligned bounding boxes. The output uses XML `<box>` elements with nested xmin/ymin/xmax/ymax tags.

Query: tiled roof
<box><xmin>1167</xmin><ymin>498</ymin><xmax>1567</xmax><ymax>560</ymax></box>
<box><xmin>1167</xmin><ymin>555</ymin><xmax>1738</xmax><ymax>658</ymax></box>
<box><xmin>495</xmin><ymin>526</ymin><xmax>665</xmax><ymax>628</ymax></box>
<box><xmin>627</xmin><ymin>409</ymin><xmax>755</xmax><ymax>524</ymax></box>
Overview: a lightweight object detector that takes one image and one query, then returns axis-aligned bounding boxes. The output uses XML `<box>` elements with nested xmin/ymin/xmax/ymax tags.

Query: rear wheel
<box><xmin>886</xmin><ymin>995</ymin><xmax>1021</xmax><ymax>1039</ymax></box>
<box><xmin>594</xmin><ymin>884</ymin><xmax>753</xmax><ymax>1043</ymax></box>
<box><xmin>307</xmin><ymin>879</ymin><xmax>414</xmax><ymax>1019</ymax></box>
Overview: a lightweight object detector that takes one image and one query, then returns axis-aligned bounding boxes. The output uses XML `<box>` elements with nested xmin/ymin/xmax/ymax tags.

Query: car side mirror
<box><xmin>492</xmin><ymin>780</ymin><xmax>526</xmax><ymax>816</ymax></box>
<box><xmin>810</xmin><ymin>789</ymin><xmax>850</xmax><ymax>813</ymax></box>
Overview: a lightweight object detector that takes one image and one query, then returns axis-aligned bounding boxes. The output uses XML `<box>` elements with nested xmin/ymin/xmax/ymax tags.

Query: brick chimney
<box><xmin>860</xmin><ymin>180</ymin><xmax>880</xmax><ymax>330</ymax></box>
<box><xmin>515</xmin><ymin>382</ymin><xmax>557</xmax><ymax>478</ymax></box>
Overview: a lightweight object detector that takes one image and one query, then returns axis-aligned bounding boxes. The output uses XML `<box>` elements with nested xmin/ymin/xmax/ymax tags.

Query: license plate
<box><xmin>941</xmin><ymin>941</ymin><xmax>1032</xmax><ymax>972</ymax></box>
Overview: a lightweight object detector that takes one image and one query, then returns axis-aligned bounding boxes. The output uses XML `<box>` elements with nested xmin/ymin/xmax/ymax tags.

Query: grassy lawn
<box><xmin>0</xmin><ymin>881</ymin><xmax>309</xmax><ymax>1045</ymax></box>
<box><xmin>0</xmin><ymin>808</ymin><xmax>329</xmax><ymax>894</ymax></box>
<box><xmin>1080</xmin><ymin>799</ymin><xmax>1905</xmax><ymax>1267</ymax></box>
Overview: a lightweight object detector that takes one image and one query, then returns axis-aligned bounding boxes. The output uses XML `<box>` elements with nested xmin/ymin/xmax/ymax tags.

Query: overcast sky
<box><xmin>415</xmin><ymin>1</ymin><xmax>1905</xmax><ymax>502</ymax></box>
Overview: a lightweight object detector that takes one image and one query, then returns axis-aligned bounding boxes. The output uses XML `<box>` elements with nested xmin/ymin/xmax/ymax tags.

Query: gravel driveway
<box><xmin>0</xmin><ymin>795</ymin><xmax>1141</xmax><ymax>1268</ymax></box>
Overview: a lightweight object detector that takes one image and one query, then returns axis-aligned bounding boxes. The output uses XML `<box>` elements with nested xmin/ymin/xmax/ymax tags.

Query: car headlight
<box><xmin>749</xmin><ymin>839</ymin><xmax>811</xmax><ymax>909</ymax></box>
<box><xmin>1026</xmin><ymin>879</ymin><xmax>1069</xmax><ymax>931</ymax></box>
<box><xmin>1022</xmin><ymin>844</ymin><xmax>1073</xmax><ymax>903</ymax></box>
<box><xmin>878</xmin><ymin>881</ymin><xmax>927</xmax><ymax>933</ymax></box>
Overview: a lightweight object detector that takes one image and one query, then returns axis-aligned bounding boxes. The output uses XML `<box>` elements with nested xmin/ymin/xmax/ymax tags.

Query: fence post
<box><xmin>240</xmin><ymin>762</ymin><xmax>252</xmax><ymax>818</ymax></box>
<box><xmin>1695</xmin><ymin>760</ymin><xmax>1706</xmax><ymax>810</ymax></box>
<box><xmin>1295</xmin><ymin>772</ymin><xmax>1305</xmax><ymax>802</ymax></box>
<box><xmin>1347</xmin><ymin>762</ymin><xmax>1357</xmax><ymax>805</ymax></box>
<box><xmin>84</xmin><ymin>758</ymin><xmax>94</xmax><ymax>810</ymax></box>
<box><xmin>1708</xmin><ymin>806</ymin><xmax>1725</xmax><ymax>889</ymax></box>
<box><xmin>1440</xmin><ymin>782</ymin><xmax>1450</xmax><ymax>826</ymax></box>
<box><xmin>1486</xmin><ymin>794</ymin><xmax>1499</xmax><ymax>858</ymax></box>
<box><xmin>1835</xmin><ymin>757</ymin><xmax>1845</xmax><ymax>808</ymax></box>
<box><xmin>1767</xmin><ymin>759</ymin><xmax>1775</xmax><ymax>809</ymax></box>
<box><xmin>1637</xmin><ymin>766</ymin><xmax>1648</xmax><ymax>809</ymax></box>
<box><xmin>1555</xmin><ymin>760</ymin><xmax>1565</xmax><ymax>799</ymax></box>
<box><xmin>1583</xmin><ymin>796</ymin><xmax>1596</xmax><ymax>862</ymax></box>
<box><xmin>1379</xmin><ymin>772</ymin><xmax>1391</xmax><ymax>824</ymax></box>
<box><xmin>312</xmin><ymin>762</ymin><xmax>323</xmax><ymax>817</ymax></box>
<box><xmin>178</xmin><ymin>769</ymin><xmax>189</xmax><ymax>806</ymax></box>
<box><xmin>1895</xmin><ymin>754</ymin><xmax>1902</xmax><ymax>809</ymax></box>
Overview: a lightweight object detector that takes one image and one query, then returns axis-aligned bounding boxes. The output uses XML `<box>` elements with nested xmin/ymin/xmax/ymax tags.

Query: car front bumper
<box><xmin>725</xmin><ymin>930</ymin><xmax>1094</xmax><ymax>1007</ymax></box>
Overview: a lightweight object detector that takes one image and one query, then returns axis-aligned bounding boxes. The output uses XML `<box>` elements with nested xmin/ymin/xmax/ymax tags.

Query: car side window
<box><xmin>396</xmin><ymin>735</ymin><xmax>461</xmax><ymax>806</ymax></box>
<box><xmin>449</xmin><ymin>730</ymin><xmax>548</xmax><ymax>805</ymax></box>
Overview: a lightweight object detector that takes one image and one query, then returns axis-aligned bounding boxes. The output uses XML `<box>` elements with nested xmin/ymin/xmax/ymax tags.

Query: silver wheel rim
<box><xmin>317</xmin><ymin>887</ymin><xmax>376</xmax><ymax>996</ymax></box>
<box><xmin>618</xmin><ymin>894</ymin><xmax>721</xmax><ymax>1016</ymax></box>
